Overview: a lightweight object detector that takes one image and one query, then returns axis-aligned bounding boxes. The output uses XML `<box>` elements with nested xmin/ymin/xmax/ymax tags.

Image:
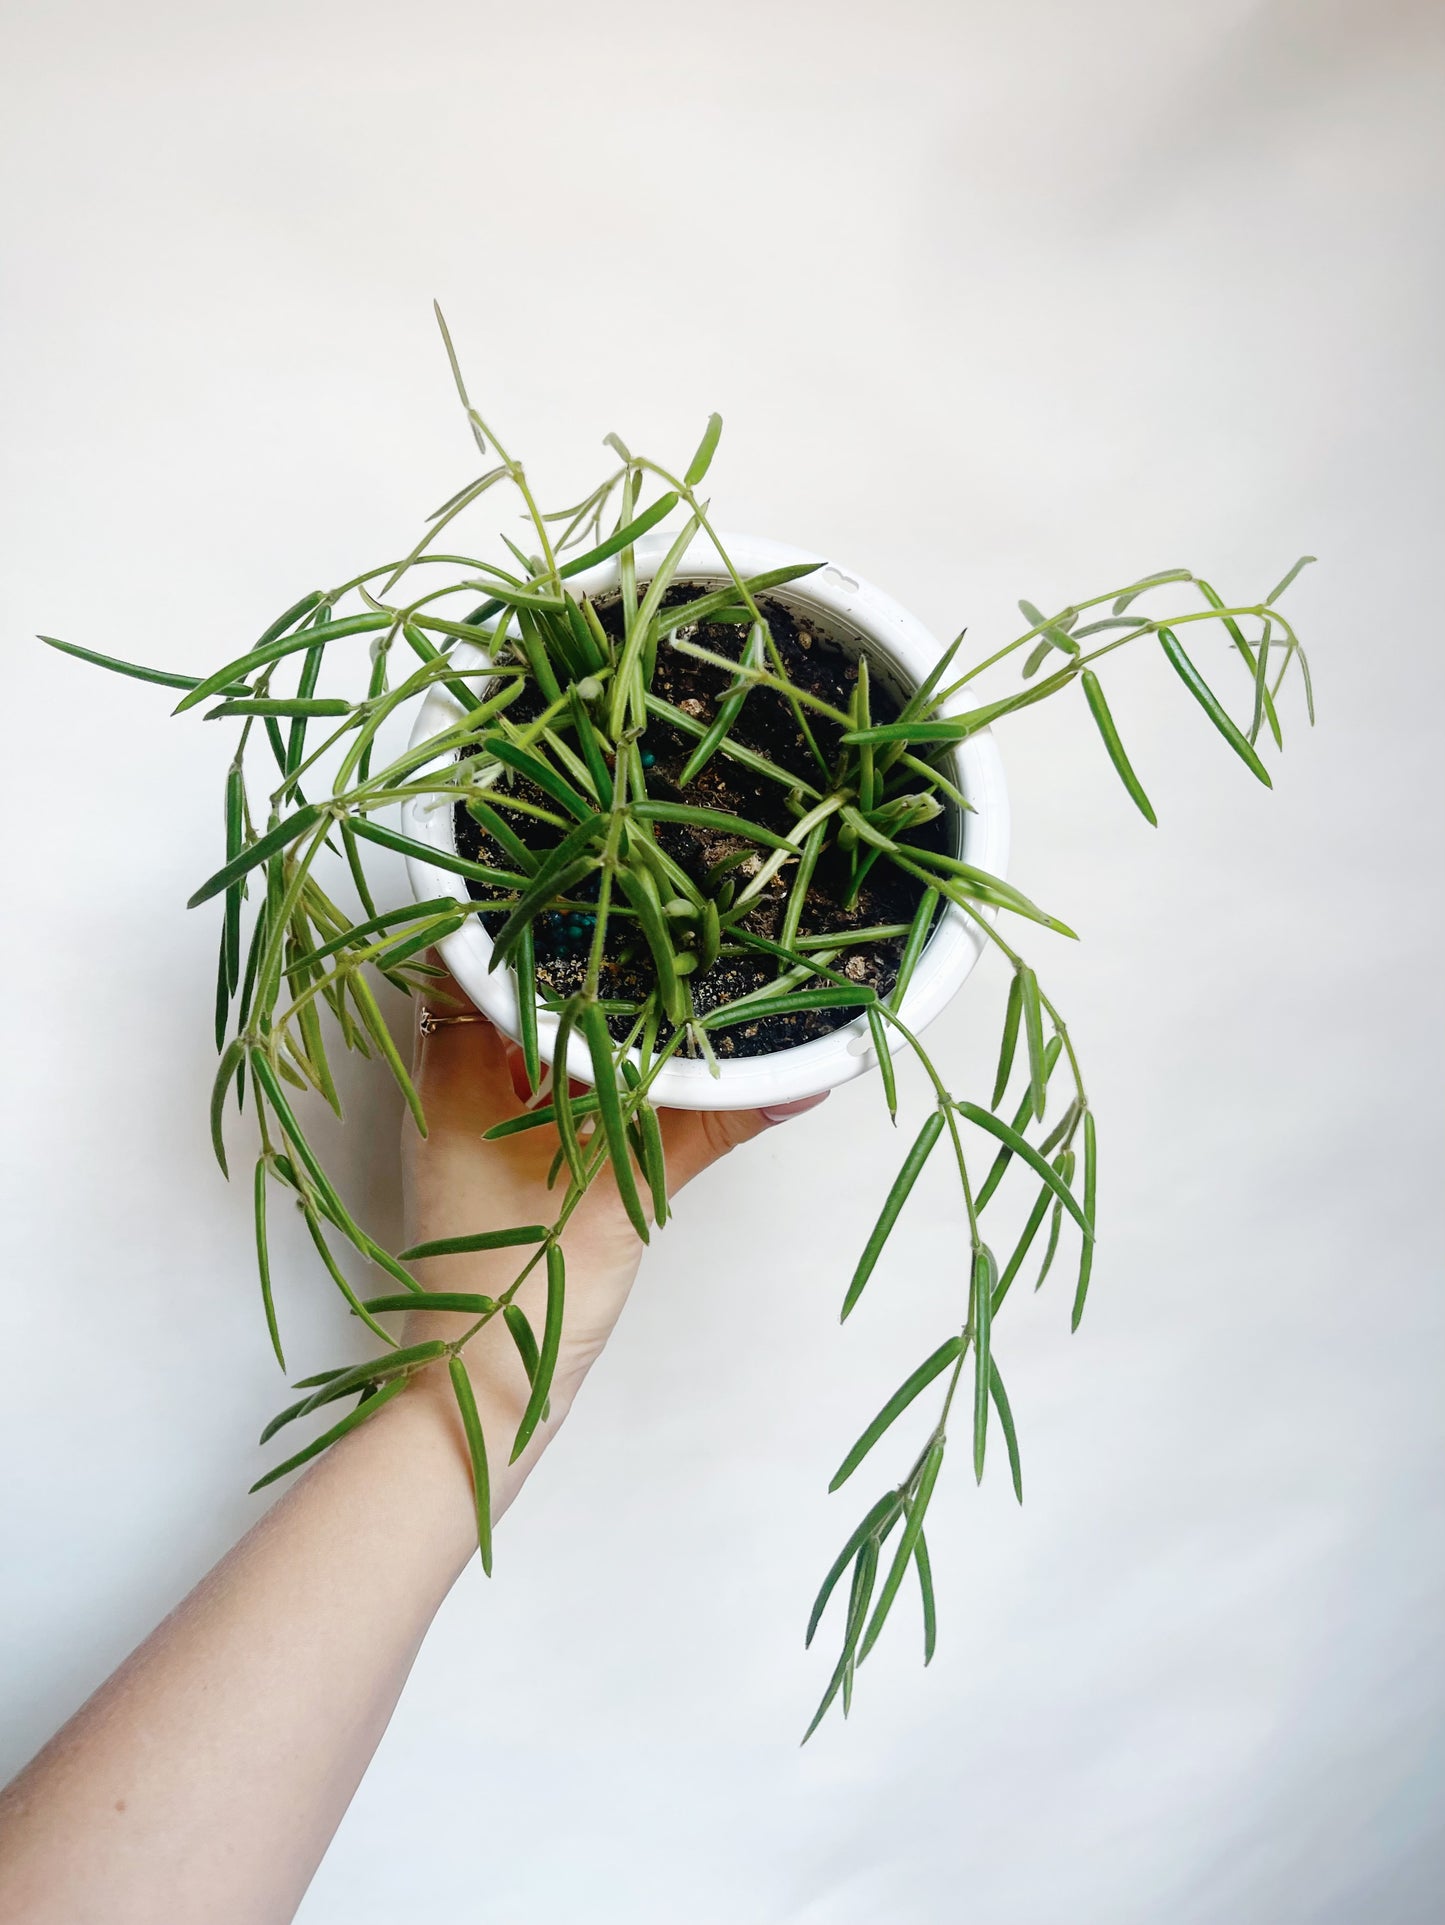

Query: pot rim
<box><xmin>400</xmin><ymin>530</ymin><xmax>1009</xmax><ymax>1110</ymax></box>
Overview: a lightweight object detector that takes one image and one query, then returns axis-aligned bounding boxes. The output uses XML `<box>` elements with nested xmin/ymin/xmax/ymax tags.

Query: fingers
<box><xmin>412</xmin><ymin>957</ymin><xmax>591</xmax><ymax>1135</ymax></box>
<box><xmin>658</xmin><ymin>1092</ymin><xmax>829</xmax><ymax>1192</ymax></box>
<box><xmin>411</xmin><ymin>963</ymin><xmax>520</xmax><ymax>1135</ymax></box>
<box><xmin>409</xmin><ymin>949</ymin><xmax>830</xmax><ymax>1190</ymax></box>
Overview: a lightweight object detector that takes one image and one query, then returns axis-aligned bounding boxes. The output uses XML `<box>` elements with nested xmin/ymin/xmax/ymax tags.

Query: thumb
<box><xmin>658</xmin><ymin>1092</ymin><xmax>830</xmax><ymax>1192</ymax></box>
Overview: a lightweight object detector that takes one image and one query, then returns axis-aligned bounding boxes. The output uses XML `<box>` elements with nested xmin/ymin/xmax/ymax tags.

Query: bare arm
<box><xmin>0</xmin><ymin>982</ymin><xmax>821</xmax><ymax>1924</ymax></box>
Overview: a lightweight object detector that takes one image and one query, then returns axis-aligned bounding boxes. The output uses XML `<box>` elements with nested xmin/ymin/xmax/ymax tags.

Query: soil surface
<box><xmin>453</xmin><ymin>587</ymin><xmax>951</xmax><ymax>1056</ymax></box>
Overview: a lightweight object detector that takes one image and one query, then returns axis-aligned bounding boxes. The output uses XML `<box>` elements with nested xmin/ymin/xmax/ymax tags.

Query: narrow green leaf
<box><xmin>974</xmin><ymin>1035</ymin><xmax>1063</xmax><ymax>1211</ymax></box>
<box><xmin>635</xmin><ymin>1092</ymin><xmax>669</xmax><ymax>1227</ymax></box>
<box><xmin>251</xmin><ymin>1054</ymin><xmax>368</xmax><ymax>1253</ymax></box>
<box><xmin>289</xmin><ymin>1365</ymin><xmax>350</xmax><ymax>1390</ymax></box>
<box><xmin>515</xmin><ymin>924</ymin><xmax>541</xmax><ymax>1094</ymax></box>
<box><xmin>698</xmin><ymin>898</ymin><xmax>721</xmax><ymax>975</ymax></box>
<box><xmin>1020</xmin><ymin>967</ymin><xmax>1047</xmax><ymax>1122</ymax></box>
<box><xmin>510</xmin><ymin>607</ymin><xmax>563</xmax><ymax>703</ymax></box>
<box><xmin>256</xmin><ymin>590</ymin><xmax>328</xmax><ymax>648</ymax></box>
<box><xmin>1195</xmin><ymin>579</ymin><xmax>1282</xmax><ymax>750</ymax></box>
<box><xmin>1265</xmin><ymin>555</ymin><xmax>1316</xmax><ymax>603</ymax></box>
<box><xmin>254</xmin><ymin>1156</ymin><xmax>284</xmax><ymax>1369</ymax></box>
<box><xmin>175</xmin><ymin>613</ymin><xmax>390</xmax><ymax>713</ymax></box>
<box><xmin>348</xmin><ymin>971</ymin><xmax>428</xmax><ymax>1138</ymax></box>
<box><xmin>249</xmin><ymin>1375</ymin><xmax>409</xmax><ymax>1493</ymax></box>
<box><xmin>363</xmin><ymin>1291</ymin><xmax>496</xmax><ymax>1315</ymax></box>
<box><xmin>300</xmin><ymin>1204</ymin><xmax>399</xmax><ymax>1347</ymax></box>
<box><xmin>374</xmin><ymin>913</ymin><xmax>466</xmax><ymax>969</ymax></box>
<box><xmin>1297</xmin><ymin>645</ymin><xmax>1316</xmax><ymax>725</ymax></box>
<box><xmin>839</xmin><ymin>719</ymin><xmax>970</xmax><ymax>746</ymax></box>
<box><xmin>956</xmin><ymin>1099</ymin><xmax>1092</xmax><ymax>1235</ymax></box>
<box><xmin>1249</xmin><ymin>618</ymin><xmax>1273</xmax><ymax>747</ymax></box>
<box><xmin>466</xmin><ymin>796</ymin><xmax>538</xmax><ymax>875</ymax></box>
<box><xmin>841</xmin><ymin>1110</ymin><xmax>946</xmax><ymax>1320</ymax></box>
<box><xmin>610</xmin><ymin>508</ymin><xmax>705</xmax><ymax>733</ymax></box>
<box><xmin>1157</xmin><ymin>627</ymin><xmax>1273</xmax><ymax>787</ymax></box>
<box><xmin>684</xmin><ymin>411</ymin><xmax>723</xmax><ymax>486</ymax></box>
<box><xmin>293</xmin><ymin>952</ymin><xmax>342</xmax><ymax>1118</ymax></box>
<box><xmin>476</xmin><ymin>734</ymin><xmax>595</xmax><ymax>823</ymax></box>
<box><xmin>1070</xmin><ymin>1110</ymin><xmax>1098</xmax><ymax>1331</ymax></box>
<box><xmin>993</xmin><ymin>972</ymin><xmax>1022</xmax><ymax>1109</ymax></box>
<box><xmin>550</xmin><ymin>1003</ymin><xmax>588</xmax><ymax>1190</ymax></box>
<box><xmin>632</xmin><ymin>799</ymin><xmax>794</xmax><ymax>852</ymax></box>
<box><xmin>991</xmin><ymin>1179</ymin><xmax>1053</xmax><ymax>1317</ymax></box>
<box><xmin>972</xmin><ymin>1245</ymin><xmax>996</xmax><ymax>1482</ymax></box>
<box><xmin>501</xmin><ymin>1305</ymin><xmax>553</xmax><ymax>1425</ymax></box>
<box><xmin>236</xmin><ymin>908</ymin><xmax>267</xmax><ymax>1054</ymax></box>
<box><xmin>563</xmin><ymin>592</ymin><xmax>607</xmax><ymax>674</ymax></box>
<box><xmin>287</xmin><ymin>899</ymin><xmax>457</xmax><ymax>976</ymax></box>
<box><xmin>677</xmin><ymin>618</ymin><xmax>764</xmax><ymax>787</ymax></box>
<box><xmin>487</xmin><ymin>831</ymin><xmax>604</xmax><ymax>968</ymax></box>
<box><xmin>188</xmin><ymin>805</ymin><xmax>323</xmax><ymax>908</ymax></box>
<box><xmin>223</xmin><ymin>765</ymin><xmax>244</xmax><ymax>992</ymax></box>
<box><xmin>1111</xmin><ymin>568</ymin><xmax>1193</xmax><ymax>614</ymax></box>
<box><xmin>448</xmin><ymin>1357</ymin><xmax>493</xmax><ymax>1575</ymax></box>
<box><xmin>914</xmin><ymin>1531</ymin><xmax>937</xmax><ymax>1665</ymax></box>
<box><xmin>1018</xmin><ymin>599</ymin><xmax>1079</xmax><ymax>656</ymax></box>
<box><xmin>1080</xmin><ymin>669</ymin><xmax>1157</xmax><ymax>824</ymax></box>
<box><xmin>579</xmin><ymin>1002</ymin><xmax>650</xmax><ymax>1243</ymax></box>
<box><xmin>214</xmin><ymin>911</ymin><xmax>234</xmax><ymax>1054</ymax></box>
<box><xmin>829</xmin><ymin>1336</ymin><xmax>963</xmax><ymax>1490</ymax></box>
<box><xmin>891</xmin><ymin>848</ymin><xmax>1075</xmax><ymax>936</ymax></box>
<box><xmin>644</xmin><ymin>692</ymin><xmax>822</xmax><ymax>798</ymax></box>
<box><xmin>1037</xmin><ymin>1096</ymin><xmax>1080</xmax><ymax>1162</ymax></box>
<box><xmin>259</xmin><ymin>1375</ymin><xmax>356</xmax><ymax>1443</ymax></box>
<box><xmin>1035</xmin><ymin>1149</ymin><xmax>1074</xmax><ymax>1293</ymax></box>
<box><xmin>867</xmin><ymin>1006</ymin><xmax>897</xmax><ymax>1124</ymax></box>
<box><xmin>38</xmin><ymin>634</ymin><xmax>247</xmax><ymax>693</ymax></box>
<box><xmin>890</xmin><ymin>887</ymin><xmax>938</xmax><ymax>1013</ymax></box>
<box><xmin>397</xmin><ymin>1225</ymin><xmax>548</xmax><ymax>1260</ymax></box>
<box><xmin>803</xmin><ymin>1537</ymin><xmax>880</xmax><ymax>1742</ymax></box>
<box><xmin>701</xmin><ymin>986</ymin><xmax>875</xmax><ymax>1032</ymax></box>
<box><xmin>555</xmin><ymin>492</ymin><xmax>680</xmax><ymax>580</ymax></box>
<box><xmin>615</xmin><ymin>866</ymin><xmax>683</xmax><ymax>1024</ymax></box>
<box><xmin>805</xmin><ymin>1491</ymin><xmax>904</xmax><ymax>1648</ymax></box>
<box><xmin>1022</xmin><ymin>638</ymin><xmax>1055</xmax><ymax>679</ymax></box>
<box><xmin>856</xmin><ymin>1441</ymin><xmax>944</xmax><ymax>1667</ymax></box>
<box><xmin>289</xmin><ymin>1342</ymin><xmax>446</xmax><ymax>1424</ymax></box>
<box><xmin>482</xmin><ymin>1091</ymin><xmax>602</xmax><ymax>1139</ymax></box>
<box><xmin>510</xmin><ymin>1242</ymin><xmax>565</xmax><ymax>1461</ymax></box>
<box><xmin>567</xmin><ymin>684</ymin><xmax>614</xmax><ymax>807</ymax></box>
<box><xmin>206</xmin><ymin>697</ymin><xmax>351</xmax><ymax>719</ymax></box>
<box><xmin>392</xmin><ymin>618</ymin><xmax>501</xmax><ymax>715</ymax></box>
<box><xmin>340</xmin><ymin>819</ymin><xmax>378</xmax><ymax>921</ymax></box>
<box><xmin>210</xmin><ymin>1039</ymin><xmax>243</xmax><ymax>1176</ymax></box>
<box><xmin>502</xmin><ymin>1302</ymin><xmax>541</xmax><ymax>1381</ymax></box>
<box><xmin>989</xmin><ymin>1358</ymin><xmax>1023</xmax><ymax>1502</ymax></box>
<box><xmin>346</xmin><ymin>814</ymin><xmax>523</xmax><ymax>890</ymax></box>
<box><xmin>650</xmin><ymin>561</ymin><xmax>825</xmax><ymax>638</ymax></box>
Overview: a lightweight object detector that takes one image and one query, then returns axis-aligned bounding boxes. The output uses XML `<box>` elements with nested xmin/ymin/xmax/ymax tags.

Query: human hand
<box><xmin>400</xmin><ymin>968</ymin><xmax>826</xmax><ymax>1506</ymax></box>
<box><xmin>0</xmin><ymin>974</ymin><xmax>828</xmax><ymax>1925</ymax></box>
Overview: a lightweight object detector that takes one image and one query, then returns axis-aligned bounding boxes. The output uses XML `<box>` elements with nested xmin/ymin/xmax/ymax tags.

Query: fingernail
<box><xmin>760</xmin><ymin>1093</ymin><xmax>830</xmax><ymax>1126</ymax></box>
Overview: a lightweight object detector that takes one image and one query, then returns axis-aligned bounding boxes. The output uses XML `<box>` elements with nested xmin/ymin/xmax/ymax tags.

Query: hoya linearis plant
<box><xmin>39</xmin><ymin>310</ymin><xmax>1315</xmax><ymax>1737</ymax></box>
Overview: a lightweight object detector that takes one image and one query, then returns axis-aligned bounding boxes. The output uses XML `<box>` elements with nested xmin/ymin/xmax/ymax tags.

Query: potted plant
<box><xmin>40</xmin><ymin>311</ymin><xmax>1315</xmax><ymax>1738</ymax></box>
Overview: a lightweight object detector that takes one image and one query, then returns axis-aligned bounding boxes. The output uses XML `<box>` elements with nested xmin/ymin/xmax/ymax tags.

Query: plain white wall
<box><xmin>3</xmin><ymin>2</ymin><xmax>1442</xmax><ymax>1921</ymax></box>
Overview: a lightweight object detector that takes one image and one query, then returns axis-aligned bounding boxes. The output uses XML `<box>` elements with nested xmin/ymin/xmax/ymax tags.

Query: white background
<box><xmin>3</xmin><ymin>3</ymin><xmax>1442</xmax><ymax>1920</ymax></box>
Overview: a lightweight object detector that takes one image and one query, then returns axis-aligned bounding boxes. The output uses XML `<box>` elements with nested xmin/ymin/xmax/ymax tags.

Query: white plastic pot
<box><xmin>401</xmin><ymin>531</ymin><xmax>1008</xmax><ymax>1111</ymax></box>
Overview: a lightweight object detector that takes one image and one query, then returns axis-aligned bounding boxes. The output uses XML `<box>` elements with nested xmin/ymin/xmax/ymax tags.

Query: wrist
<box><xmin>391</xmin><ymin>1355</ymin><xmax>557</xmax><ymax>1553</ymax></box>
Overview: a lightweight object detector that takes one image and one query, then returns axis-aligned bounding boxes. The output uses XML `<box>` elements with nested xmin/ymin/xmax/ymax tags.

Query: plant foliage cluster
<box><xmin>41</xmin><ymin>312</ymin><xmax>1314</xmax><ymax>1735</ymax></box>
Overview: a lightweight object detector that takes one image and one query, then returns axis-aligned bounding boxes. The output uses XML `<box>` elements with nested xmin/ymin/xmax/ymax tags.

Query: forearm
<box><xmin>0</xmin><ymin>991</ymin><xmax>774</xmax><ymax>1924</ymax></box>
<box><xmin>0</xmin><ymin>1382</ymin><xmax>511</xmax><ymax>1925</ymax></box>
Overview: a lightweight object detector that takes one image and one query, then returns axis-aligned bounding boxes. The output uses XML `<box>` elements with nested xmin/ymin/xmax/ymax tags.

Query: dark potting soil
<box><xmin>453</xmin><ymin>589</ymin><xmax>951</xmax><ymax>1056</ymax></box>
